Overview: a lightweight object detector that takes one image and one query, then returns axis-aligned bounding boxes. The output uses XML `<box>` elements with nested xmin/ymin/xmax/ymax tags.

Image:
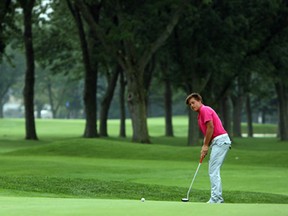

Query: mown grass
<box><xmin>0</xmin><ymin>118</ymin><xmax>287</xmax><ymax>205</ymax></box>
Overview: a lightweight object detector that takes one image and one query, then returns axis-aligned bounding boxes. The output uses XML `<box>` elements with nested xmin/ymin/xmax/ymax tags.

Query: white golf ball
<box><xmin>141</xmin><ymin>198</ymin><xmax>145</xmax><ymax>202</ymax></box>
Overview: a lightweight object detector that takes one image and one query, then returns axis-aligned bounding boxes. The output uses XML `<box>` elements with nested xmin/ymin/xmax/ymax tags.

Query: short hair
<box><xmin>185</xmin><ymin>93</ymin><xmax>203</xmax><ymax>105</ymax></box>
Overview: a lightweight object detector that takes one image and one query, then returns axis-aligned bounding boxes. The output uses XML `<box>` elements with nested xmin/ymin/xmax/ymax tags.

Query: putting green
<box><xmin>0</xmin><ymin>197</ymin><xmax>287</xmax><ymax>216</ymax></box>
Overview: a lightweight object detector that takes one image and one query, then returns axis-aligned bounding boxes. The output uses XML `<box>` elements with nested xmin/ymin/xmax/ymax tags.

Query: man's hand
<box><xmin>201</xmin><ymin>145</ymin><xmax>209</xmax><ymax>159</ymax></box>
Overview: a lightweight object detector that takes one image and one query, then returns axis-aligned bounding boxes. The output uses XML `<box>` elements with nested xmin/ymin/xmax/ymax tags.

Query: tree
<box><xmin>76</xmin><ymin>0</ymin><xmax>187</xmax><ymax>143</ymax></box>
<box><xmin>169</xmin><ymin>3</ymin><xmax>221</xmax><ymax>145</ymax></box>
<box><xmin>19</xmin><ymin>0</ymin><xmax>38</xmax><ymax>140</ymax></box>
<box><xmin>0</xmin><ymin>0</ymin><xmax>12</xmax><ymax>57</ymax></box>
<box><xmin>0</xmin><ymin>47</ymin><xmax>25</xmax><ymax>118</ymax></box>
<box><xmin>239</xmin><ymin>0</ymin><xmax>288</xmax><ymax>140</ymax></box>
<box><xmin>118</xmin><ymin>69</ymin><xmax>126</xmax><ymax>138</ymax></box>
<box><xmin>266</xmin><ymin>33</ymin><xmax>288</xmax><ymax>140</ymax></box>
<box><xmin>33</xmin><ymin>0</ymin><xmax>85</xmax><ymax>120</ymax></box>
<box><xmin>67</xmin><ymin>0</ymin><xmax>99</xmax><ymax>137</ymax></box>
<box><xmin>160</xmin><ymin>59</ymin><xmax>174</xmax><ymax>137</ymax></box>
<box><xmin>190</xmin><ymin>0</ymin><xmax>288</xmax><ymax>141</ymax></box>
<box><xmin>275</xmin><ymin>81</ymin><xmax>288</xmax><ymax>140</ymax></box>
<box><xmin>99</xmin><ymin>64</ymin><xmax>120</xmax><ymax>137</ymax></box>
<box><xmin>231</xmin><ymin>77</ymin><xmax>244</xmax><ymax>137</ymax></box>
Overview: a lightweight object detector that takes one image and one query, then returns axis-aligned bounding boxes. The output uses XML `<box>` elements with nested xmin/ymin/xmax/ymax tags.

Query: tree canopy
<box><xmin>1</xmin><ymin>0</ymin><xmax>287</xmax><ymax>142</ymax></box>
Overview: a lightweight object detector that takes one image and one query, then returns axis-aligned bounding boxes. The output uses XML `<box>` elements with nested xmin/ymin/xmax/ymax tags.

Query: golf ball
<box><xmin>141</xmin><ymin>198</ymin><xmax>145</xmax><ymax>202</ymax></box>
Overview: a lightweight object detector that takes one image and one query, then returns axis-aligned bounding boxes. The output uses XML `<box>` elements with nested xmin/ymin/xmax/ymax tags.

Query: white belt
<box><xmin>211</xmin><ymin>133</ymin><xmax>228</xmax><ymax>143</ymax></box>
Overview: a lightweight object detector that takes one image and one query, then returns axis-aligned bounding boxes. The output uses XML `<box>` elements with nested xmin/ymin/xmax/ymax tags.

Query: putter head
<box><xmin>181</xmin><ymin>198</ymin><xmax>189</xmax><ymax>202</ymax></box>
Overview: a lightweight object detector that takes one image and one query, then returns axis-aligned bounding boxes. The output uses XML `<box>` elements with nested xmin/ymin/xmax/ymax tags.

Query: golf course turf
<box><xmin>0</xmin><ymin>118</ymin><xmax>287</xmax><ymax>215</ymax></box>
<box><xmin>0</xmin><ymin>197</ymin><xmax>287</xmax><ymax>216</ymax></box>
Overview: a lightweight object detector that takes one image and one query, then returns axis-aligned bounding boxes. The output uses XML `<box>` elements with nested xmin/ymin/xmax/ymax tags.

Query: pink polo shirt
<box><xmin>198</xmin><ymin>105</ymin><xmax>227</xmax><ymax>139</ymax></box>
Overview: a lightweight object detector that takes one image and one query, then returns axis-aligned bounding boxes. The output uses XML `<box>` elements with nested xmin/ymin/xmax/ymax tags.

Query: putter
<box><xmin>181</xmin><ymin>156</ymin><xmax>204</xmax><ymax>202</ymax></box>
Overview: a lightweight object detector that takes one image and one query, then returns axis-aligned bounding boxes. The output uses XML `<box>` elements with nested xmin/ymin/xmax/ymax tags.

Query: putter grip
<box><xmin>200</xmin><ymin>156</ymin><xmax>204</xmax><ymax>163</ymax></box>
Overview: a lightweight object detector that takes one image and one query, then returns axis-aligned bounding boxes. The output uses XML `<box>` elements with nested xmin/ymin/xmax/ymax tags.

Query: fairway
<box><xmin>0</xmin><ymin>118</ymin><xmax>287</xmax><ymax>215</ymax></box>
<box><xmin>0</xmin><ymin>197</ymin><xmax>287</xmax><ymax>216</ymax></box>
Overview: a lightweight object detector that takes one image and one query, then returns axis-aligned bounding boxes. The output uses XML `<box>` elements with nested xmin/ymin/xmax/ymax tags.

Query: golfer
<box><xmin>185</xmin><ymin>93</ymin><xmax>231</xmax><ymax>204</ymax></box>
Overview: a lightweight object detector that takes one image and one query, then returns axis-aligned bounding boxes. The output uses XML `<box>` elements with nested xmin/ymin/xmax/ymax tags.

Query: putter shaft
<box><xmin>185</xmin><ymin>162</ymin><xmax>202</xmax><ymax>199</ymax></box>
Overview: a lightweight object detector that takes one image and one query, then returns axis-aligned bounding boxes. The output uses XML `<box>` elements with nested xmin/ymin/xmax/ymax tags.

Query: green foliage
<box><xmin>0</xmin><ymin>46</ymin><xmax>25</xmax><ymax>107</ymax></box>
<box><xmin>100</xmin><ymin>0</ymin><xmax>184</xmax><ymax>56</ymax></box>
<box><xmin>0</xmin><ymin>0</ymin><xmax>19</xmax><ymax>56</ymax></box>
<box><xmin>33</xmin><ymin>0</ymin><xmax>82</xmax><ymax>77</ymax></box>
<box><xmin>1</xmin><ymin>0</ymin><xmax>287</xmax><ymax>140</ymax></box>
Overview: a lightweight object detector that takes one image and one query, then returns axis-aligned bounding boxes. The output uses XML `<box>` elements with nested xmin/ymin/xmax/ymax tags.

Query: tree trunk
<box><xmin>232</xmin><ymin>95</ymin><xmax>243</xmax><ymax>137</ymax></box>
<box><xmin>188</xmin><ymin>110</ymin><xmax>199</xmax><ymax>146</ymax></box>
<box><xmin>99</xmin><ymin>65</ymin><xmax>120</xmax><ymax>137</ymax></box>
<box><xmin>20</xmin><ymin>0</ymin><xmax>38</xmax><ymax>140</ymax></box>
<box><xmin>164</xmin><ymin>78</ymin><xmax>174</xmax><ymax>137</ymax></box>
<box><xmin>83</xmin><ymin>45</ymin><xmax>98</xmax><ymax>137</ymax></box>
<box><xmin>0</xmin><ymin>83</ymin><xmax>10</xmax><ymax>118</ymax></box>
<box><xmin>0</xmin><ymin>101</ymin><xmax>3</xmax><ymax>118</ymax></box>
<box><xmin>67</xmin><ymin>0</ymin><xmax>98</xmax><ymax>137</ymax></box>
<box><xmin>261</xmin><ymin>109</ymin><xmax>266</xmax><ymax>124</ymax></box>
<box><xmin>275</xmin><ymin>81</ymin><xmax>288</xmax><ymax>141</ymax></box>
<box><xmin>119</xmin><ymin>69</ymin><xmax>126</xmax><ymax>138</ymax></box>
<box><xmin>246</xmin><ymin>93</ymin><xmax>253</xmax><ymax>137</ymax></box>
<box><xmin>46</xmin><ymin>77</ymin><xmax>55</xmax><ymax>118</ymax></box>
<box><xmin>35</xmin><ymin>100</ymin><xmax>41</xmax><ymax>118</ymax></box>
<box><xmin>161</xmin><ymin>62</ymin><xmax>174</xmax><ymax>137</ymax></box>
<box><xmin>126</xmin><ymin>67</ymin><xmax>150</xmax><ymax>143</ymax></box>
<box><xmin>221</xmin><ymin>95</ymin><xmax>232</xmax><ymax>138</ymax></box>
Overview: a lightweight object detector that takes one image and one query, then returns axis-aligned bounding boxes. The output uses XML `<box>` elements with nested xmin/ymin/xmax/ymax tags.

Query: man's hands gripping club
<box><xmin>201</xmin><ymin>145</ymin><xmax>209</xmax><ymax>160</ymax></box>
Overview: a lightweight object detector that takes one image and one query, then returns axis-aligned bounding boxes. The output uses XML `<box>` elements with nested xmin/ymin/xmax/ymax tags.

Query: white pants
<box><xmin>208</xmin><ymin>134</ymin><xmax>231</xmax><ymax>203</ymax></box>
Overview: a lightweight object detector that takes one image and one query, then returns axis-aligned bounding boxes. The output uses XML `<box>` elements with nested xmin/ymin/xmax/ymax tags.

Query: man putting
<box><xmin>185</xmin><ymin>93</ymin><xmax>231</xmax><ymax>204</ymax></box>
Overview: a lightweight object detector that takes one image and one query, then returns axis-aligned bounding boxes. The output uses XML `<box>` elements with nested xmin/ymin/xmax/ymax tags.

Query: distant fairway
<box><xmin>0</xmin><ymin>118</ymin><xmax>287</xmax><ymax>215</ymax></box>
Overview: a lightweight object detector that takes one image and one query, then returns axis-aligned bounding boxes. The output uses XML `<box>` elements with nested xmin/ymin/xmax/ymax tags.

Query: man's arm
<box><xmin>201</xmin><ymin>120</ymin><xmax>214</xmax><ymax>159</ymax></box>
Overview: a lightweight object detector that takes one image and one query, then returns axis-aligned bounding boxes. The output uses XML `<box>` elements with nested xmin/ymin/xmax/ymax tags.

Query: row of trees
<box><xmin>0</xmin><ymin>0</ymin><xmax>287</xmax><ymax>144</ymax></box>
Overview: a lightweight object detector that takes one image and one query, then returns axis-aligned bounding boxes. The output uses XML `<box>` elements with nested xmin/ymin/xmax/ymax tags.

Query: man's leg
<box><xmin>208</xmin><ymin>143</ymin><xmax>230</xmax><ymax>203</ymax></box>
